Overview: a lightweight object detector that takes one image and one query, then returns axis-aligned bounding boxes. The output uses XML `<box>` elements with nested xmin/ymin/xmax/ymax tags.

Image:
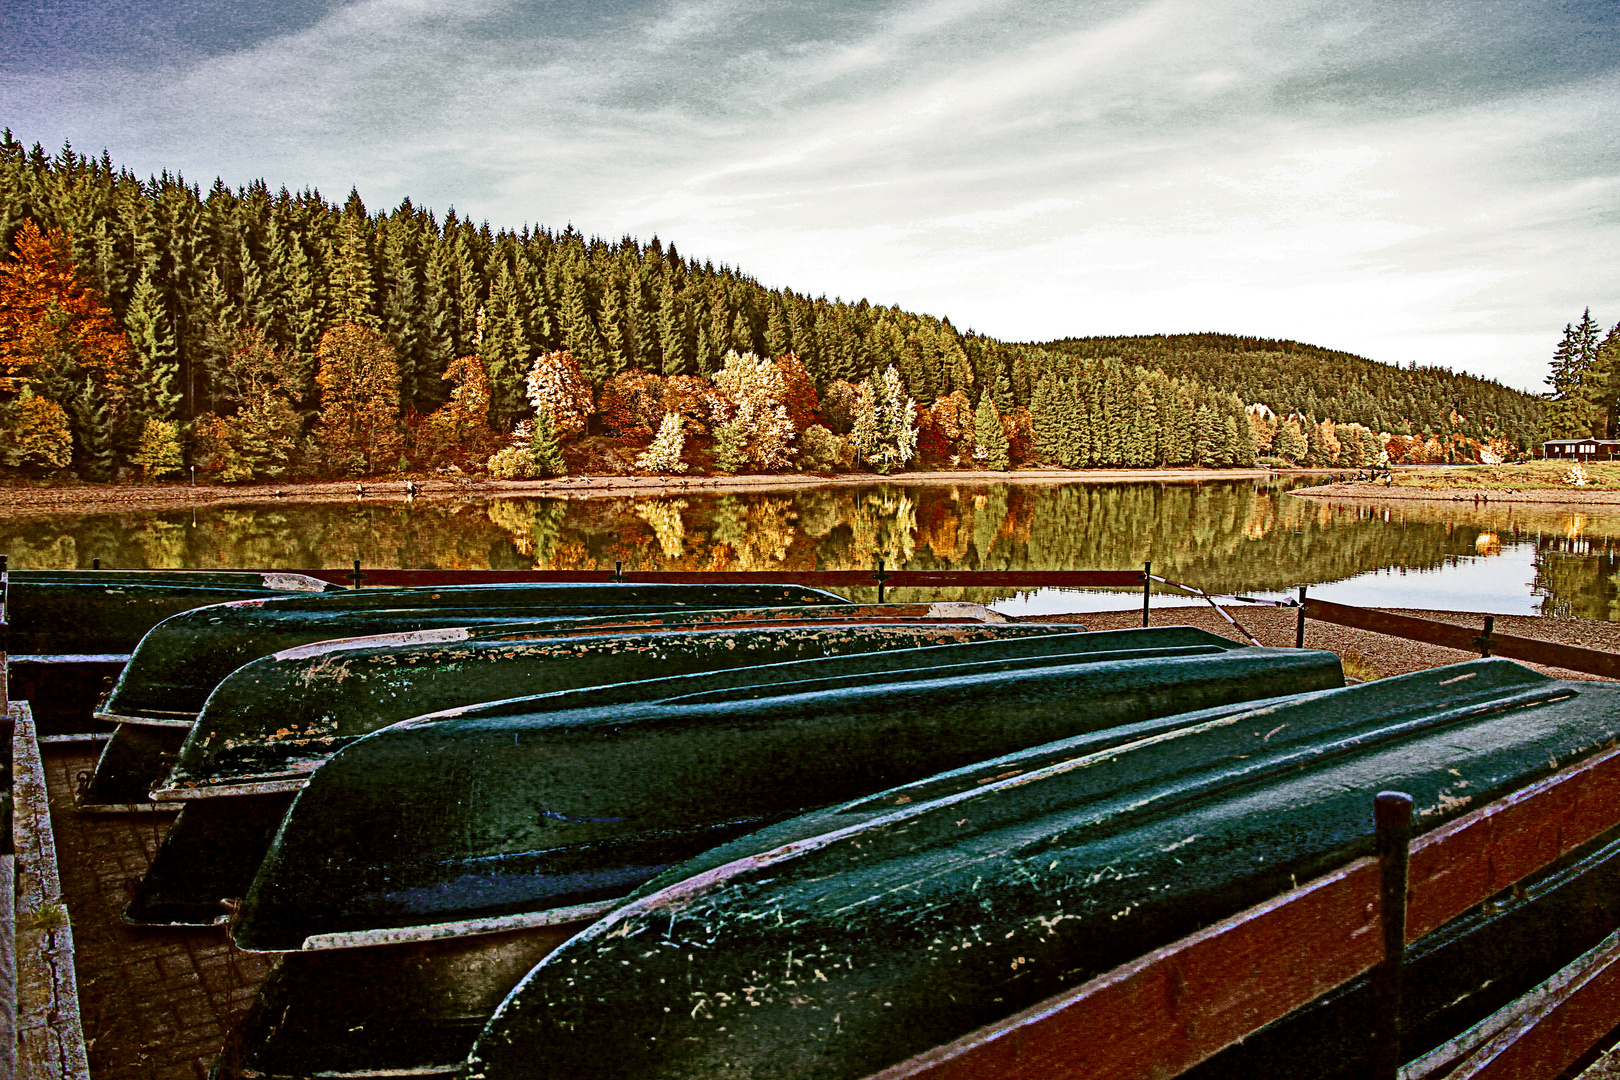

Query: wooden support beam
<box><xmin>867</xmin><ymin>744</ymin><xmax>1620</xmax><ymax>1080</ymax></box>
<box><xmin>1304</xmin><ymin>598</ymin><xmax>1620</xmax><ymax>681</ymax></box>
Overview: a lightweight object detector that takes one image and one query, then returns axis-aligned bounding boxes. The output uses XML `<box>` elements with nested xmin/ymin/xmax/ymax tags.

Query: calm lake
<box><xmin>3</xmin><ymin>477</ymin><xmax>1617</xmax><ymax>620</ymax></box>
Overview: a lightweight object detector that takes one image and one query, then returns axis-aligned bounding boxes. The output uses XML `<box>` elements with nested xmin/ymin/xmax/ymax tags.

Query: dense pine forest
<box><xmin>0</xmin><ymin>135</ymin><xmax>1545</xmax><ymax>482</ymax></box>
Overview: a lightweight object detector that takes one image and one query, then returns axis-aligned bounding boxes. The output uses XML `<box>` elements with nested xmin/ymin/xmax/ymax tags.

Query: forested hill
<box><xmin>0</xmin><ymin>134</ymin><xmax>1544</xmax><ymax>481</ymax></box>
<box><xmin>1040</xmin><ymin>334</ymin><xmax>1542</xmax><ymax>446</ymax></box>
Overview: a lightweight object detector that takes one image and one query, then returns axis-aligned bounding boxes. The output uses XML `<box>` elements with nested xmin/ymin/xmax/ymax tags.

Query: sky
<box><xmin>4</xmin><ymin>0</ymin><xmax>1617</xmax><ymax>392</ymax></box>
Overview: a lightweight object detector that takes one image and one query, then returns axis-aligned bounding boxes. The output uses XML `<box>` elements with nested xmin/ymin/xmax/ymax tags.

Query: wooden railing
<box><xmin>868</xmin><ymin>745</ymin><xmax>1620</xmax><ymax>1080</ymax></box>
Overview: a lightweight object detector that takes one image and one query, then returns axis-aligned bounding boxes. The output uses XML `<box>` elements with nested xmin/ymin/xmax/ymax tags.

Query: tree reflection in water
<box><xmin>4</xmin><ymin>478</ymin><xmax>1620</xmax><ymax>620</ymax></box>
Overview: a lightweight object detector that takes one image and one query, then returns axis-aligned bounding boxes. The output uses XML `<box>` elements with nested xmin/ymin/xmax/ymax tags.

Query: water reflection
<box><xmin>4</xmin><ymin>479</ymin><xmax>1620</xmax><ymax>620</ymax></box>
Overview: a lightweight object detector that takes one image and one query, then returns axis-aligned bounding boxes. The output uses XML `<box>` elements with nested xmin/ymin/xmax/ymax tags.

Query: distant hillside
<box><xmin>1038</xmin><ymin>334</ymin><xmax>1543</xmax><ymax>447</ymax></box>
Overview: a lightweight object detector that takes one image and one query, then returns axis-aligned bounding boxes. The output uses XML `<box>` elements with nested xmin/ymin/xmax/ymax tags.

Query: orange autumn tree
<box><xmin>419</xmin><ymin>355</ymin><xmax>503</xmax><ymax>467</ymax></box>
<box><xmin>314</xmin><ymin>323</ymin><xmax>403</xmax><ymax>476</ymax></box>
<box><xmin>0</xmin><ymin>220</ymin><xmax>134</xmax><ymax>474</ymax></box>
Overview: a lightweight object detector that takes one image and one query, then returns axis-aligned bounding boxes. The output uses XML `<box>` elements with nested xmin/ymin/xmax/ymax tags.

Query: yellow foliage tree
<box><xmin>315</xmin><ymin>323</ymin><xmax>402</xmax><ymax>476</ymax></box>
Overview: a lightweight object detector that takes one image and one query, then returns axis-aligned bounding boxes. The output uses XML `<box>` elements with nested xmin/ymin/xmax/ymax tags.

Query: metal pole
<box><xmin>1370</xmin><ymin>791</ymin><xmax>1413</xmax><ymax>1080</ymax></box>
<box><xmin>1477</xmin><ymin>616</ymin><xmax>1494</xmax><ymax>658</ymax></box>
<box><xmin>92</xmin><ymin>558</ymin><xmax>100</xmax><ymax>570</ymax></box>
<box><xmin>615</xmin><ymin>561</ymin><xmax>623</xmax><ymax>583</ymax></box>
<box><xmin>1142</xmin><ymin>560</ymin><xmax>1151</xmax><ymax>628</ymax></box>
<box><xmin>350</xmin><ymin>559</ymin><xmax>364</xmax><ymax>589</ymax></box>
<box><xmin>874</xmin><ymin>558</ymin><xmax>887</xmax><ymax>604</ymax></box>
<box><xmin>1295</xmin><ymin>585</ymin><xmax>1307</xmax><ymax>649</ymax></box>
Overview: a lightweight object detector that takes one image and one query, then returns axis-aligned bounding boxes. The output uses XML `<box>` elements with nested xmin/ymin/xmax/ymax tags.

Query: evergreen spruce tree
<box><xmin>711</xmin><ymin>420</ymin><xmax>749</xmax><ymax>473</ymax></box>
<box><xmin>658</xmin><ymin>277</ymin><xmax>687</xmax><ymax>376</ymax></box>
<box><xmin>765</xmin><ymin>298</ymin><xmax>792</xmax><ymax>358</ymax></box>
<box><xmin>330</xmin><ymin>193</ymin><xmax>379</xmax><ymax>328</ymax></box>
<box><xmin>124</xmin><ymin>270</ymin><xmax>182</xmax><ymax>431</ymax></box>
<box><xmin>70</xmin><ymin>376</ymin><xmax>116</xmax><ymax>479</ymax></box>
<box><xmin>528</xmin><ymin>408</ymin><xmax>566</xmax><ymax>477</ymax></box>
<box><xmin>481</xmin><ymin>261</ymin><xmax>531</xmax><ymax>430</ymax></box>
<box><xmin>974</xmin><ymin>391</ymin><xmax>1010</xmax><ymax>470</ymax></box>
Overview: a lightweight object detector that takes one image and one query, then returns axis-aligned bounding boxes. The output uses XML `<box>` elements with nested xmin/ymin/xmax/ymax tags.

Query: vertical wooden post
<box><xmin>1477</xmin><ymin>616</ymin><xmax>1495</xmax><ymax>658</ymax></box>
<box><xmin>1295</xmin><ymin>585</ymin><xmax>1307</xmax><ymax>649</ymax></box>
<box><xmin>349</xmin><ymin>559</ymin><xmax>365</xmax><ymax>589</ymax></box>
<box><xmin>1370</xmin><ymin>791</ymin><xmax>1413</xmax><ymax>1080</ymax></box>
<box><xmin>614</xmin><ymin>561</ymin><xmax>624</xmax><ymax>583</ymax></box>
<box><xmin>92</xmin><ymin>557</ymin><xmax>99</xmax><ymax>570</ymax></box>
<box><xmin>0</xmin><ymin>553</ymin><xmax>8</xmax><ymax>715</ymax></box>
<box><xmin>1142</xmin><ymin>560</ymin><xmax>1151</xmax><ymax>628</ymax></box>
<box><xmin>874</xmin><ymin>558</ymin><xmax>888</xmax><ymax>604</ymax></box>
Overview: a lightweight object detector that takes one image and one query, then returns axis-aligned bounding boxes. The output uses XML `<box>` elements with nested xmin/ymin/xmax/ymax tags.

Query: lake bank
<box><xmin>0</xmin><ymin>467</ymin><xmax>1272</xmax><ymax>517</ymax></box>
<box><xmin>1292</xmin><ymin>481</ymin><xmax>1620</xmax><ymax>508</ymax></box>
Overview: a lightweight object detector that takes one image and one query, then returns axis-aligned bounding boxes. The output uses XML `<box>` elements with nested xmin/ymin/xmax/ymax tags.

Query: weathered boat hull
<box><xmin>4</xmin><ymin>570</ymin><xmax>337</xmax><ymax>734</ymax></box>
<box><xmin>97</xmin><ymin>582</ymin><xmax>846</xmax><ymax>724</ymax></box>
<box><xmin>231</xmin><ymin>631</ymin><xmax>1343</xmax><ymax>951</ymax></box>
<box><xmin>220</xmin><ymin>790</ymin><xmax>1620</xmax><ymax>1080</ymax></box>
<box><xmin>92</xmin><ymin>604</ymin><xmax>1001</xmax><ymax>811</ymax></box>
<box><xmin>162</xmin><ymin>613</ymin><xmax>1063</xmax><ymax>798</ymax></box>
<box><xmin>461</xmin><ymin>659</ymin><xmax>1620</xmax><ymax>1080</ymax></box>
<box><xmin>5</xmin><ymin>570</ymin><xmax>337</xmax><ymax>655</ymax></box>
<box><xmin>126</xmin><ymin>617</ymin><xmax>1080</xmax><ymax>926</ymax></box>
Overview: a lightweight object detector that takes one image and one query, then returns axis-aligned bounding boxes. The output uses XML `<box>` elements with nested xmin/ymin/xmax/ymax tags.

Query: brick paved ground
<box><xmin>42</xmin><ymin>745</ymin><xmax>277</xmax><ymax>1080</ymax></box>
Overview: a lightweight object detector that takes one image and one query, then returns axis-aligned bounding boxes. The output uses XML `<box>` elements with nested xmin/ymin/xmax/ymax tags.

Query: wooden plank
<box><xmin>11</xmin><ymin>702</ymin><xmax>90</xmax><ymax>1080</ymax></box>
<box><xmin>1425</xmin><ymin>928</ymin><xmax>1620</xmax><ymax>1080</ymax></box>
<box><xmin>1304</xmin><ymin>598</ymin><xmax>1620</xmax><ymax>680</ymax></box>
<box><xmin>867</xmin><ymin>858</ymin><xmax>1386</xmax><ymax>1080</ymax></box>
<box><xmin>1405</xmin><ymin>745</ymin><xmax>1620</xmax><ymax>940</ymax></box>
<box><xmin>868</xmin><ymin>743</ymin><xmax>1620</xmax><ymax>1080</ymax></box>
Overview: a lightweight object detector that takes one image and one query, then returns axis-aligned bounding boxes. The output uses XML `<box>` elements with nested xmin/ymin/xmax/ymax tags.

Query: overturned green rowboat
<box><xmin>95</xmin><ymin>582</ymin><xmax>848</xmax><ymax>727</ymax></box>
<box><xmin>230</xmin><ymin>628</ymin><xmax>1342</xmax><ymax>953</ymax></box>
<box><xmin>125</xmin><ymin>611</ymin><xmax>1067</xmax><ymax>926</ymax></box>
<box><xmin>460</xmin><ymin>659</ymin><xmax>1620</xmax><ymax>1080</ymax></box>
<box><xmin>84</xmin><ymin>602</ymin><xmax>1000</xmax><ymax>810</ymax></box>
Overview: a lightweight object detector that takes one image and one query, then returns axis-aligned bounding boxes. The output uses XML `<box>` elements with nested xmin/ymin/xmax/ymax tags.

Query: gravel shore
<box><xmin>1055</xmin><ymin>604</ymin><xmax>1620</xmax><ymax>683</ymax></box>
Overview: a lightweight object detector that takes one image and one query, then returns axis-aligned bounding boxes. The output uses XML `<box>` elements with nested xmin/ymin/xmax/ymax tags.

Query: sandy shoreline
<box><xmin>0</xmin><ymin>467</ymin><xmax>1272</xmax><ymax>516</ymax></box>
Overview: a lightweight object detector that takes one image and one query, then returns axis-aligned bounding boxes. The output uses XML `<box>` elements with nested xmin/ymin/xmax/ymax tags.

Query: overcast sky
<box><xmin>5</xmin><ymin>0</ymin><xmax>1617</xmax><ymax>391</ymax></box>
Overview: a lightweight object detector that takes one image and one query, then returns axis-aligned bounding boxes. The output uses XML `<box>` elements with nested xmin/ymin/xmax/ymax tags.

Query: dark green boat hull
<box><xmin>463</xmin><ymin>659</ymin><xmax>1620</xmax><ymax>1080</ymax></box>
<box><xmin>221</xmin><ymin>794</ymin><xmax>1620</xmax><ymax>1080</ymax></box>
<box><xmin>232</xmin><ymin>630</ymin><xmax>1343</xmax><ymax>951</ymax></box>
<box><xmin>94</xmin><ymin>604</ymin><xmax>1001</xmax><ymax>811</ymax></box>
<box><xmin>5</xmin><ymin>570</ymin><xmax>338</xmax><ymax>656</ymax></box>
<box><xmin>127</xmin><ymin>618</ymin><xmax>1082</xmax><ymax>926</ymax></box>
<box><xmin>163</xmin><ymin>614</ymin><xmax>1068</xmax><ymax>797</ymax></box>
<box><xmin>98</xmin><ymin>582</ymin><xmax>846</xmax><ymax>723</ymax></box>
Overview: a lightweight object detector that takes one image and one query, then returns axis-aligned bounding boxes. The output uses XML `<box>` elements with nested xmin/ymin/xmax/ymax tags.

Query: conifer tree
<box><xmin>528</xmin><ymin>407</ymin><xmax>566</xmax><ymax>477</ymax></box>
<box><xmin>70</xmin><ymin>375</ymin><xmax>115</xmax><ymax>479</ymax></box>
<box><xmin>635</xmin><ymin>412</ymin><xmax>687</xmax><ymax>473</ymax></box>
<box><xmin>124</xmin><ymin>270</ymin><xmax>181</xmax><ymax>429</ymax></box>
<box><xmin>658</xmin><ymin>277</ymin><xmax>687</xmax><ymax>376</ymax></box>
<box><xmin>481</xmin><ymin>261</ymin><xmax>531</xmax><ymax>429</ymax></box>
<box><xmin>330</xmin><ymin>194</ymin><xmax>379</xmax><ymax>328</ymax></box>
<box><xmin>974</xmin><ymin>391</ymin><xmax>1010</xmax><ymax>470</ymax></box>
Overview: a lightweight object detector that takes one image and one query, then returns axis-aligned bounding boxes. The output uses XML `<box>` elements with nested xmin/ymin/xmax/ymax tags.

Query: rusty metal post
<box><xmin>1295</xmin><ymin>585</ymin><xmax>1307</xmax><ymax>649</ymax></box>
<box><xmin>349</xmin><ymin>559</ymin><xmax>365</xmax><ymax>589</ymax></box>
<box><xmin>874</xmin><ymin>558</ymin><xmax>888</xmax><ymax>604</ymax></box>
<box><xmin>1370</xmin><ymin>791</ymin><xmax>1413</xmax><ymax>1080</ymax></box>
<box><xmin>1142</xmin><ymin>560</ymin><xmax>1151</xmax><ymax>628</ymax></box>
<box><xmin>1477</xmin><ymin>616</ymin><xmax>1494</xmax><ymax>658</ymax></box>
